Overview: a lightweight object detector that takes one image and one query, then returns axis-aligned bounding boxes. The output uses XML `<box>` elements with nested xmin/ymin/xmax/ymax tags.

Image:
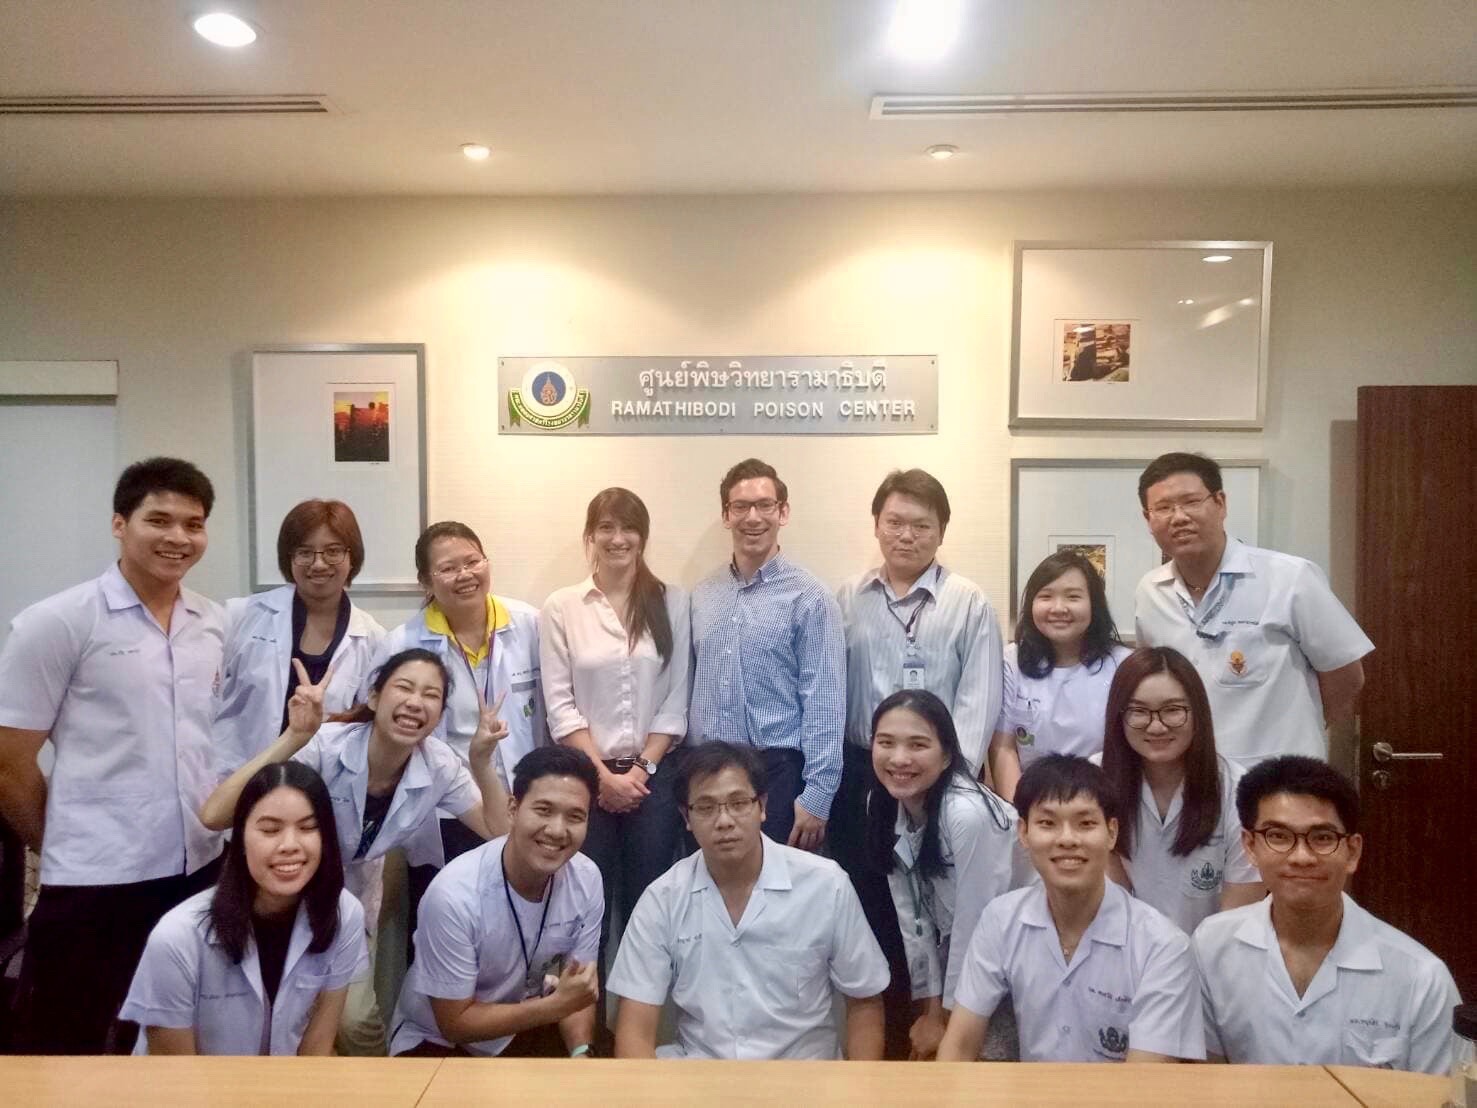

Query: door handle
<box><xmin>1370</xmin><ymin>741</ymin><xmax>1442</xmax><ymax>763</ymax></box>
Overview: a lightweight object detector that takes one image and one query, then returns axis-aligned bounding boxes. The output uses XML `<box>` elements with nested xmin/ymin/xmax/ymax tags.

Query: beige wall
<box><xmin>2</xmin><ymin>188</ymin><xmax>1473</xmax><ymax>630</ymax></box>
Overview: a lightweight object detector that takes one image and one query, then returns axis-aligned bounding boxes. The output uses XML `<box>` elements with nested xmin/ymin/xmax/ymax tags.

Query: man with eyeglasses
<box><xmin>1133</xmin><ymin>452</ymin><xmax>1372</xmax><ymax>768</ymax></box>
<box><xmin>831</xmin><ymin>469</ymin><xmax>1002</xmax><ymax>864</ymax></box>
<box><xmin>608</xmin><ymin>742</ymin><xmax>888</xmax><ymax>1059</ymax></box>
<box><xmin>1192</xmin><ymin>756</ymin><xmax>1460</xmax><ymax>1073</ymax></box>
<box><xmin>688</xmin><ymin>458</ymin><xmax>846</xmax><ymax>852</ymax></box>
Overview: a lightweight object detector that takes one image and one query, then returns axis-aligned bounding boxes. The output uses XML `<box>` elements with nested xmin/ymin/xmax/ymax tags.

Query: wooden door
<box><xmin>1355</xmin><ymin>385</ymin><xmax>1477</xmax><ymax>1001</ymax></box>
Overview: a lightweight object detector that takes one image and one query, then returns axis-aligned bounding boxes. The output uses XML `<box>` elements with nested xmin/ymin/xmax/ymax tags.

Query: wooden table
<box><xmin>1326</xmin><ymin>1064</ymin><xmax>1452</xmax><ymax>1107</ymax></box>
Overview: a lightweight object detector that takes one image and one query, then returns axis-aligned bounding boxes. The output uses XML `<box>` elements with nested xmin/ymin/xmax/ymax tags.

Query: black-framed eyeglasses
<box><xmin>291</xmin><ymin>545</ymin><xmax>349</xmax><ymax>567</ymax></box>
<box><xmin>683</xmin><ymin>795</ymin><xmax>760</xmax><ymax>820</ymax></box>
<box><xmin>725</xmin><ymin>499</ymin><xmax>782</xmax><ymax>519</ymax></box>
<box><xmin>1251</xmin><ymin>826</ymin><xmax>1353</xmax><ymax>856</ymax></box>
<box><xmin>1122</xmin><ymin>704</ymin><xmax>1190</xmax><ymax>730</ymax></box>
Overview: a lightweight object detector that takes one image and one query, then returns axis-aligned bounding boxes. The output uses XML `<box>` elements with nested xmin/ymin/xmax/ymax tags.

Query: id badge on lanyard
<box><xmin>902</xmin><ymin>646</ymin><xmax>926</xmax><ymax>690</ymax></box>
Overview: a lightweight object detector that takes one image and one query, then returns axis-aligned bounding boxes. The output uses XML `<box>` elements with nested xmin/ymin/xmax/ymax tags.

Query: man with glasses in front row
<box><xmin>609</xmin><ymin>742</ymin><xmax>889</xmax><ymax>1059</ymax></box>
<box><xmin>1193</xmin><ymin>755</ymin><xmax>1461</xmax><ymax>1074</ymax></box>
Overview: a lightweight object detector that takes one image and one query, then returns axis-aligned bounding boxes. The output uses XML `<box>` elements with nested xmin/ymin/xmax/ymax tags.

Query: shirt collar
<box><xmin>335</xmin><ymin>722</ymin><xmax>432</xmax><ymax>791</ymax></box>
<box><xmin>864</xmin><ymin>561</ymin><xmax>944</xmax><ymax>602</ymax></box>
<box><xmin>729</xmin><ymin>549</ymin><xmax>787</xmax><ymax>585</ymax></box>
<box><xmin>579</xmin><ymin>575</ymin><xmax>602</xmax><ymax>600</ymax></box>
<box><xmin>101</xmin><ymin>561</ymin><xmax>202</xmax><ymax>616</ymax></box>
<box><xmin>1239</xmin><ymin>893</ymin><xmax>1382</xmax><ymax>972</ymax></box>
<box><xmin>423</xmin><ymin>594</ymin><xmax>510</xmax><ymax>663</ymax></box>
<box><xmin>1020</xmin><ymin>880</ymin><xmax>1129</xmax><ymax>948</ymax></box>
<box><xmin>1154</xmin><ymin>539</ymin><xmax>1254</xmax><ymax>589</ymax></box>
<box><xmin>690</xmin><ymin>833</ymin><xmax>791</xmax><ymax>894</ymax></box>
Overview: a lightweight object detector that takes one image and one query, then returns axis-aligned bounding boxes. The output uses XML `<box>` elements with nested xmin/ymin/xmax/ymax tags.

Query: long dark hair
<box><xmin>208</xmin><ymin>762</ymin><xmax>345</xmax><ymax>964</ymax></box>
<box><xmin>1100</xmin><ymin>647</ymin><xmax>1221</xmax><ymax>859</ymax></box>
<box><xmin>585</xmin><ymin>488</ymin><xmax>673</xmax><ymax>667</ymax></box>
<box><xmin>1015</xmin><ymin>550</ymin><xmax>1122</xmax><ymax>679</ymax></box>
<box><xmin>863</xmin><ymin>689</ymin><xmax>1012</xmax><ymax>880</ymax></box>
<box><xmin>329</xmin><ymin>647</ymin><xmax>453</xmax><ymax>726</ymax></box>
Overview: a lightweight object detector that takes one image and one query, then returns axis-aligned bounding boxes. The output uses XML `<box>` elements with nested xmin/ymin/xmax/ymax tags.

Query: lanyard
<box><xmin>501</xmin><ymin>848</ymin><xmax>552</xmax><ymax>983</ymax></box>
<box><xmin>1175</xmin><ymin>573</ymin><xmax>1234</xmax><ymax>640</ymax></box>
<box><xmin>888</xmin><ymin>592</ymin><xmax>930</xmax><ymax>646</ymax></box>
<box><xmin>903</xmin><ymin>859</ymin><xmax>942</xmax><ymax>945</ymax></box>
<box><xmin>453</xmin><ymin>626</ymin><xmax>497</xmax><ymax>706</ymax></box>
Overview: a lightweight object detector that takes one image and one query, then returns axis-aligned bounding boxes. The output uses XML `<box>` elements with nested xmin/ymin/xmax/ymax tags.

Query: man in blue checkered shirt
<box><xmin>687</xmin><ymin>458</ymin><xmax>846</xmax><ymax>851</ymax></box>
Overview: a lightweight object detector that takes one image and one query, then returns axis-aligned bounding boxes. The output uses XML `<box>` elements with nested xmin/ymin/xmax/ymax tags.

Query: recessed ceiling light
<box><xmin>193</xmin><ymin>12</ymin><xmax>257</xmax><ymax>48</ymax></box>
<box><xmin>1238</xmin><ymin>297</ymin><xmax>1255</xmax><ymax>306</ymax></box>
<box><xmin>461</xmin><ymin>144</ymin><xmax>491</xmax><ymax>161</ymax></box>
<box><xmin>1202</xmin><ymin>254</ymin><xmax>1233</xmax><ymax>263</ymax></box>
<box><xmin>926</xmin><ymin>144</ymin><xmax>958</xmax><ymax>160</ymax></box>
<box><xmin>1177</xmin><ymin>298</ymin><xmax>1196</xmax><ymax>305</ymax></box>
<box><xmin>888</xmin><ymin>0</ymin><xmax>962</xmax><ymax>60</ymax></box>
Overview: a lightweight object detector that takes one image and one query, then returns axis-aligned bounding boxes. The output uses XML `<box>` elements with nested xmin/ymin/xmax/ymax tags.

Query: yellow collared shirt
<box><xmin>423</xmin><ymin>594</ymin><xmax>510</xmax><ymax>665</ymax></box>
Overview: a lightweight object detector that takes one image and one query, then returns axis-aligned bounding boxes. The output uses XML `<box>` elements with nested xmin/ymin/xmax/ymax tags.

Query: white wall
<box><xmin>2</xmin><ymin>189</ymin><xmax>1473</xmax><ymax>631</ymax></box>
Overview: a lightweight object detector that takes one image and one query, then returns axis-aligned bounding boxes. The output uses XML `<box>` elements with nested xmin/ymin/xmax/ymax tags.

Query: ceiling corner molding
<box><xmin>869</xmin><ymin>87</ymin><xmax>1477</xmax><ymax>119</ymax></box>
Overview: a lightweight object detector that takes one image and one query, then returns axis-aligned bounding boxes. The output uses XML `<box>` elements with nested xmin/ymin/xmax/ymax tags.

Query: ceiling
<box><xmin>2</xmin><ymin>0</ymin><xmax>1475</xmax><ymax>196</ymax></box>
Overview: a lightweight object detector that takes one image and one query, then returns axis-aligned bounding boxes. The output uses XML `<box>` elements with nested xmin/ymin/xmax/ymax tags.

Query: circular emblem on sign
<box><xmin>507</xmin><ymin>360</ymin><xmax>591</xmax><ymax>431</ymax></box>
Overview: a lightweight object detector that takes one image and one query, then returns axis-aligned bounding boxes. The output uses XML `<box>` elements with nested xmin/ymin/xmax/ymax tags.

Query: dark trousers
<box><xmin>15</xmin><ymin>857</ymin><xmax>221</xmax><ymax>1054</ymax></box>
<box><xmin>407</xmin><ymin>818</ymin><xmax>487</xmax><ymax>965</ymax></box>
<box><xmin>827</xmin><ymin>741</ymin><xmax>875</xmax><ymax>882</ymax></box>
<box><xmin>395</xmin><ymin>1021</ymin><xmax>567</xmax><ymax>1058</ymax></box>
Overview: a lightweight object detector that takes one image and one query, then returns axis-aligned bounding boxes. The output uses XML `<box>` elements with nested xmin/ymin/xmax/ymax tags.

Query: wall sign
<box><xmin>498</xmin><ymin>355</ymin><xmax>938</xmax><ymax>435</ymax></box>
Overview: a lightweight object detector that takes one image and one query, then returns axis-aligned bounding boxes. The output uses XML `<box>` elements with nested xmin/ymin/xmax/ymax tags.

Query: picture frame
<box><xmin>250</xmin><ymin>345</ymin><xmax>427</xmax><ymax>594</ymax></box>
<box><xmin>1010</xmin><ymin>241</ymin><xmax>1273</xmax><ymax>429</ymax></box>
<box><xmin>1010</xmin><ymin>458</ymin><xmax>1266</xmax><ymax>642</ymax></box>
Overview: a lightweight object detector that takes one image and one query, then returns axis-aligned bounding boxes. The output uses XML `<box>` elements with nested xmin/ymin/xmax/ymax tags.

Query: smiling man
<box><xmin>937</xmin><ymin>754</ymin><xmax>1203</xmax><ymax>1063</ymax></box>
<box><xmin>1133</xmin><ymin>452</ymin><xmax>1373</xmax><ymax>768</ymax></box>
<box><xmin>688</xmin><ymin>458</ymin><xmax>846</xmax><ymax>851</ymax></box>
<box><xmin>1193</xmin><ymin>756</ymin><xmax>1461</xmax><ymax>1073</ymax></box>
<box><xmin>390</xmin><ymin>745</ymin><xmax>605</xmax><ymax>1058</ymax></box>
<box><xmin>0</xmin><ymin>457</ymin><xmax>226</xmax><ymax>1054</ymax></box>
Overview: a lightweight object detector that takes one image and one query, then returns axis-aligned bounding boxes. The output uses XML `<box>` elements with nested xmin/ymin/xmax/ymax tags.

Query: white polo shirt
<box><xmin>0</xmin><ymin>564</ymin><xmax>225</xmax><ymax>886</ymax></box>
<box><xmin>120</xmin><ymin>887</ymin><xmax>368</xmax><ymax>1056</ymax></box>
<box><xmin>996</xmin><ymin>643</ymin><xmax>1132</xmax><ymax>764</ymax></box>
<box><xmin>954</xmin><ymin>880</ymin><xmax>1205</xmax><ymax>1062</ymax></box>
<box><xmin>1134</xmin><ymin>541</ymin><xmax>1373</xmax><ymax>765</ymax></box>
<box><xmin>214</xmin><ymin>586</ymin><xmax>385</xmax><ymax>775</ymax></box>
<box><xmin>1193</xmin><ymin>894</ymin><xmax>1462</xmax><ymax>1074</ymax></box>
<box><xmin>607</xmin><ymin>835</ymin><xmax>890</xmax><ymax>1060</ymax></box>
<box><xmin>390</xmin><ymin>838</ymin><xmax>603</xmax><ymax>1057</ymax></box>
<box><xmin>882</xmin><ymin>784</ymin><xmax>1023</xmax><ymax>1007</ymax></box>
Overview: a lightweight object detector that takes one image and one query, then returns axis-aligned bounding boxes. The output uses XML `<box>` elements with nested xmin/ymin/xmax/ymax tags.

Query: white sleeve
<box><xmin>409</xmin><ymin>871</ymin><xmax>482</xmax><ymax>1000</ymax></box>
<box><xmin>1288</xmin><ymin>560</ymin><xmax>1374</xmax><ymax>672</ymax></box>
<box><xmin>1127</xmin><ymin>926</ymin><xmax>1206</xmax><ymax>1060</ymax></box>
<box><xmin>949</xmin><ymin>594</ymin><xmax>1003</xmax><ymax>775</ymax></box>
<box><xmin>538</xmin><ymin>593</ymin><xmax>588</xmax><ymax>742</ymax></box>
<box><xmin>325</xmin><ymin>894</ymin><xmax>371</xmax><ymax>989</ymax></box>
<box><xmin>952</xmin><ymin>899</ymin><xmax>1010</xmax><ymax>1020</ymax></box>
<box><xmin>288</xmin><ymin>730</ymin><xmax>329</xmax><ymax>775</ymax></box>
<box><xmin>606</xmin><ymin>883</ymin><xmax>674</xmax><ymax>1007</ymax></box>
<box><xmin>1191</xmin><ymin>925</ymin><xmax>1227</xmax><ymax>1059</ymax></box>
<box><xmin>1406</xmin><ymin>963</ymin><xmax>1463</xmax><ymax>1075</ymax></box>
<box><xmin>942</xmin><ymin>797</ymin><xmax>1016</xmax><ymax>1009</ymax></box>
<box><xmin>118</xmin><ymin>911</ymin><xmax>202</xmax><ymax>1030</ymax></box>
<box><xmin>994</xmin><ymin>649</ymin><xmax>1027</xmax><ymax>734</ymax></box>
<box><xmin>0</xmin><ymin>600</ymin><xmax>79</xmax><ymax>731</ymax></box>
<box><xmin>649</xmin><ymin>587</ymin><xmax>691</xmax><ymax>740</ymax></box>
<box><xmin>828</xmin><ymin>871</ymin><xmax>891</xmax><ymax>998</ymax></box>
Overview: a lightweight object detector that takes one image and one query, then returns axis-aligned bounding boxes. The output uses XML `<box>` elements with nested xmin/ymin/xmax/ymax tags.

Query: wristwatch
<box><xmin>634</xmin><ymin>757</ymin><xmax>659</xmax><ymax>777</ymax></box>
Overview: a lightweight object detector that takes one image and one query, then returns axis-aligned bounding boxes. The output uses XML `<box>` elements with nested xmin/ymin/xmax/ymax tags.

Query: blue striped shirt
<box><xmin>689</xmin><ymin>551</ymin><xmax>846</xmax><ymax>819</ymax></box>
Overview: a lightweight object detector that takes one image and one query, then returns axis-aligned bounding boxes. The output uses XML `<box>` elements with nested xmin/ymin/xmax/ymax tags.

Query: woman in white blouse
<box><xmin>540</xmin><ymin>487</ymin><xmax>690</xmax><ymax>1036</ymax></box>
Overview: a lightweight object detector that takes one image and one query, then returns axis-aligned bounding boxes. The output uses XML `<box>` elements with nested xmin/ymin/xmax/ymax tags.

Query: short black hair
<box><xmin>113</xmin><ymin>456</ymin><xmax>215</xmax><ymax>519</ymax></box>
<box><xmin>1013</xmin><ymin>753</ymin><xmax>1120</xmax><ymax>824</ymax></box>
<box><xmin>719</xmin><ymin>458</ymin><xmax>788</xmax><ymax>509</ymax></box>
<box><xmin>512</xmin><ymin>745</ymin><xmax>599</xmax><ymax>805</ymax></box>
<box><xmin>1136</xmin><ymin>452</ymin><xmax>1223</xmax><ymax>508</ymax></box>
<box><xmin>675</xmin><ymin>741</ymin><xmax>768</xmax><ymax>806</ymax></box>
<box><xmin>1235</xmin><ymin>755</ymin><xmax>1360</xmax><ymax>834</ymax></box>
<box><xmin>870</xmin><ymin>468</ymin><xmax>951</xmax><ymax>532</ymax></box>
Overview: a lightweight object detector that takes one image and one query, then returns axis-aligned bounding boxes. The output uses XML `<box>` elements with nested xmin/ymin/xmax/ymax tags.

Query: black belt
<box><xmin>603</xmin><ymin>758</ymin><xmax>638</xmax><ymax>774</ymax></box>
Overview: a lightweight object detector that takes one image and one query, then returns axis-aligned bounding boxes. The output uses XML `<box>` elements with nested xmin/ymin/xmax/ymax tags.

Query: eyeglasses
<box><xmin>878</xmin><ymin>518</ymin><xmax>937</xmax><ymax>539</ymax></box>
<box><xmin>431</xmin><ymin>557</ymin><xmax>488</xmax><ymax>580</ymax></box>
<box><xmin>1146</xmin><ymin>493</ymin><xmax>1218</xmax><ymax>522</ymax></box>
<box><xmin>1122</xmin><ymin>704</ymin><xmax>1191</xmax><ymax>730</ymax></box>
<box><xmin>684</xmin><ymin>795</ymin><xmax>760</xmax><ymax>820</ymax></box>
<box><xmin>1251</xmin><ymin>826</ymin><xmax>1353</xmax><ymax>856</ymax></box>
<box><xmin>291</xmin><ymin>545</ymin><xmax>349</xmax><ymax>567</ymax></box>
<box><xmin>725</xmin><ymin>499</ymin><xmax>782</xmax><ymax>519</ymax></box>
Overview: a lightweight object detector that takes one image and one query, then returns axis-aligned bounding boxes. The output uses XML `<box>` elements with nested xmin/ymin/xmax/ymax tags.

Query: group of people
<box><xmin>0</xmin><ymin>450</ymin><xmax>1461</xmax><ymax>1073</ymax></box>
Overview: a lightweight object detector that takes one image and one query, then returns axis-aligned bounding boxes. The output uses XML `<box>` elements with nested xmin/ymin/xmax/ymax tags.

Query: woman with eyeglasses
<box><xmin>1098</xmin><ymin>647</ymin><xmax>1265</xmax><ymax>934</ymax></box>
<box><xmin>215</xmin><ymin>500</ymin><xmax>385</xmax><ymax>775</ymax></box>
<box><xmin>861</xmin><ymin>689</ymin><xmax>1023</xmax><ymax>1060</ymax></box>
<box><xmin>988</xmin><ymin>550</ymin><xmax>1130</xmax><ymax>802</ymax></box>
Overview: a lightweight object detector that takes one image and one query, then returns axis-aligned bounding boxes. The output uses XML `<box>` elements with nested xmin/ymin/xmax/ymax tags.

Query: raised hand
<box><xmin>468</xmin><ymin>689</ymin><xmax>509</xmax><ymax>767</ymax></box>
<box><xmin>285</xmin><ymin>658</ymin><xmax>336</xmax><ymax>743</ymax></box>
<box><xmin>550</xmin><ymin>957</ymin><xmax>599</xmax><ymax>1017</ymax></box>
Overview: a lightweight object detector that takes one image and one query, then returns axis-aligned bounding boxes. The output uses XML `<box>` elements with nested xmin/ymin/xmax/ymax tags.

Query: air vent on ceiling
<box><xmin>0</xmin><ymin>94</ymin><xmax>335</xmax><ymax>116</ymax></box>
<box><xmin>870</xmin><ymin>87</ymin><xmax>1477</xmax><ymax>119</ymax></box>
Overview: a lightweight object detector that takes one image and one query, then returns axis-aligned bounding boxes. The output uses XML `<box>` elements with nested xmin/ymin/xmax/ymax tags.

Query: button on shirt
<box><xmin>540</xmin><ymin>578</ymin><xmax>691</xmax><ymax>758</ymax></box>
<box><xmin>391</xmin><ymin>838</ymin><xmax>603</xmax><ymax>1057</ymax></box>
<box><xmin>689</xmin><ymin>552</ymin><xmax>846</xmax><ymax>819</ymax></box>
<box><xmin>955</xmin><ymin>881</ymin><xmax>1205</xmax><ymax>1062</ymax></box>
<box><xmin>997</xmin><ymin>643</ymin><xmax>1131</xmax><ymax>766</ymax></box>
<box><xmin>837</xmin><ymin>563</ymin><xmax>1003</xmax><ymax>774</ymax></box>
<box><xmin>0</xmin><ymin>565</ymin><xmax>225</xmax><ymax>886</ymax></box>
<box><xmin>1135</xmin><ymin>541</ymin><xmax>1374</xmax><ymax>765</ymax></box>
<box><xmin>607</xmin><ymin>835</ymin><xmax>890</xmax><ymax>1059</ymax></box>
<box><xmin>1193</xmin><ymin>894</ymin><xmax>1462</xmax><ymax>1074</ymax></box>
<box><xmin>120</xmin><ymin>887</ymin><xmax>368</xmax><ymax>1056</ymax></box>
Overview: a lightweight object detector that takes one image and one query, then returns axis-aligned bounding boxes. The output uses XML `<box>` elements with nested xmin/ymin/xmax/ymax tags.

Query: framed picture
<box><xmin>250</xmin><ymin>345</ymin><xmax>427</xmax><ymax>593</ymax></box>
<box><xmin>1011</xmin><ymin>459</ymin><xmax>1266</xmax><ymax>642</ymax></box>
<box><xmin>1010</xmin><ymin>241</ymin><xmax>1272</xmax><ymax>429</ymax></box>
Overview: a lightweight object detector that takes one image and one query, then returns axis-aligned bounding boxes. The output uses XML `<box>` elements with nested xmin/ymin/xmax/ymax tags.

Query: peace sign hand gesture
<box><xmin>469</xmin><ymin>689</ymin><xmax>509</xmax><ymax>768</ymax></box>
<box><xmin>285</xmin><ymin>657</ymin><xmax>336</xmax><ymax>745</ymax></box>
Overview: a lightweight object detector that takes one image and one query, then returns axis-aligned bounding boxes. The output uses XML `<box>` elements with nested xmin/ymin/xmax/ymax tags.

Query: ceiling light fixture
<box><xmin>461</xmin><ymin>144</ymin><xmax>491</xmax><ymax>161</ymax></box>
<box><xmin>888</xmin><ymin>0</ymin><xmax>962</xmax><ymax>61</ymax></box>
<box><xmin>1177</xmin><ymin>298</ymin><xmax>1196</xmax><ymax>305</ymax></box>
<box><xmin>1202</xmin><ymin>254</ymin><xmax>1233</xmax><ymax>263</ymax></box>
<box><xmin>926</xmin><ymin>144</ymin><xmax>958</xmax><ymax>160</ymax></box>
<box><xmin>193</xmin><ymin>12</ymin><xmax>257</xmax><ymax>48</ymax></box>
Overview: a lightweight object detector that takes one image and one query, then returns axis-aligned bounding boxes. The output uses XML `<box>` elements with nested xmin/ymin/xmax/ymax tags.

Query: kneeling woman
<box><xmin>1099</xmin><ymin>647</ymin><xmax>1265</xmax><ymax>933</ymax></box>
<box><xmin>863</xmin><ymin>690</ymin><xmax>1022</xmax><ymax>1060</ymax></box>
<box><xmin>121</xmin><ymin>762</ymin><xmax>367</xmax><ymax>1054</ymax></box>
<box><xmin>199</xmin><ymin>648</ymin><xmax>512</xmax><ymax>1053</ymax></box>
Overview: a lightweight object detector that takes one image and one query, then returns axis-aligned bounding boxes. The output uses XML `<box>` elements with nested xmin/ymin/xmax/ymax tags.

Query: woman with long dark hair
<box><xmin>1099</xmin><ymin>647</ymin><xmax>1265</xmax><ymax>933</ymax></box>
<box><xmin>862</xmin><ymin>689</ymin><xmax>1021</xmax><ymax>1060</ymax></box>
<box><xmin>121</xmin><ymin>762</ymin><xmax>366</xmax><ymax>1054</ymax></box>
<box><xmin>540</xmin><ymin>487</ymin><xmax>689</xmax><ymax>1039</ymax></box>
<box><xmin>989</xmin><ymin>550</ymin><xmax>1129</xmax><ymax>801</ymax></box>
